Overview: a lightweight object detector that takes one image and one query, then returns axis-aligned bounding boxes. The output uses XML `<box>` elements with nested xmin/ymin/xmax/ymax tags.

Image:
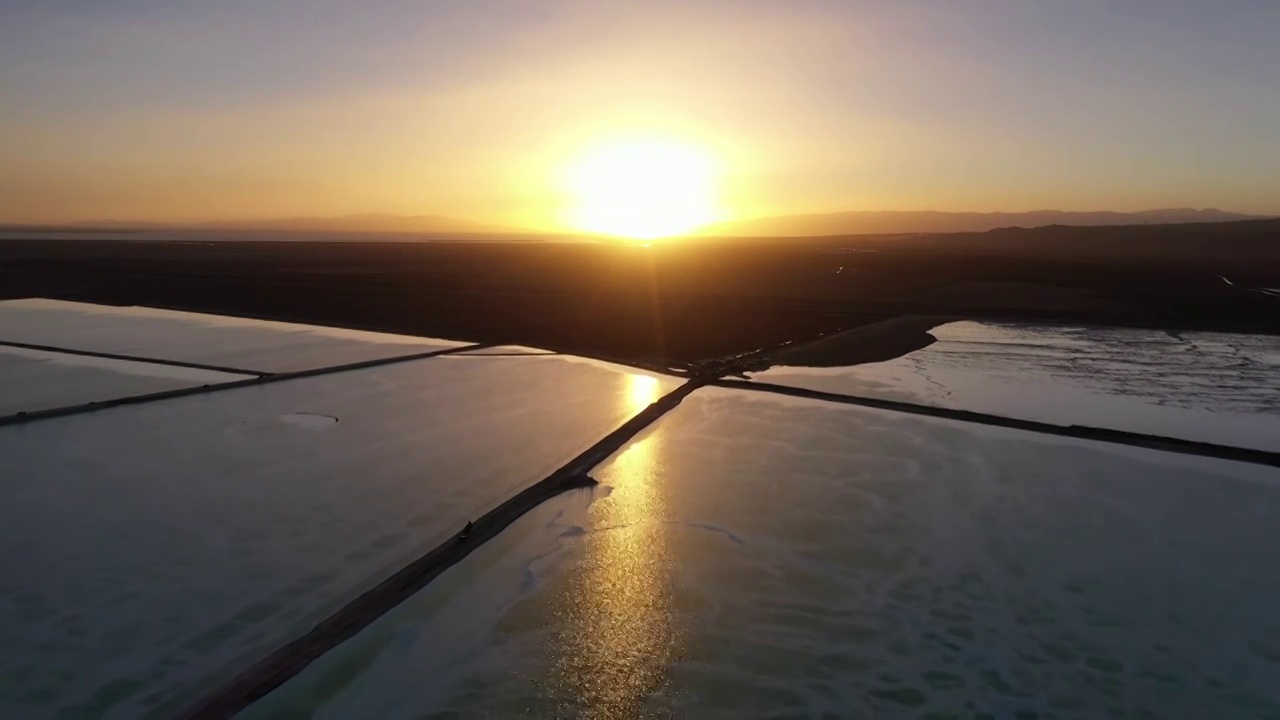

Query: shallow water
<box><xmin>753</xmin><ymin>321</ymin><xmax>1280</xmax><ymax>450</ymax></box>
<box><xmin>0</xmin><ymin>354</ymin><xmax>675</xmax><ymax>719</ymax></box>
<box><xmin>246</xmin><ymin>388</ymin><xmax>1280</xmax><ymax>719</ymax></box>
<box><xmin>0</xmin><ymin>346</ymin><xmax>250</xmax><ymax>416</ymax></box>
<box><xmin>0</xmin><ymin>299</ymin><xmax>467</xmax><ymax>373</ymax></box>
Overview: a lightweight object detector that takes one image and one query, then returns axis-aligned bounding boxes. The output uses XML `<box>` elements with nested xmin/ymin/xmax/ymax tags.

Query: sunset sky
<box><xmin>2</xmin><ymin>0</ymin><xmax>1278</xmax><ymax>231</ymax></box>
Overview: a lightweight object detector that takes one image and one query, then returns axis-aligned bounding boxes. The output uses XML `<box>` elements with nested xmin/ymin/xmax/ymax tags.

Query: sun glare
<box><xmin>564</xmin><ymin>136</ymin><xmax>721</xmax><ymax>240</ymax></box>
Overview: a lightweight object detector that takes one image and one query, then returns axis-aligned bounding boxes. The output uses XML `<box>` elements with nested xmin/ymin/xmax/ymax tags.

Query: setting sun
<box><xmin>563</xmin><ymin>136</ymin><xmax>722</xmax><ymax>240</ymax></box>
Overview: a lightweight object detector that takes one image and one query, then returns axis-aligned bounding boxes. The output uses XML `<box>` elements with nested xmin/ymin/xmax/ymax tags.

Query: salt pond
<box><xmin>753</xmin><ymin>321</ymin><xmax>1280</xmax><ymax>451</ymax></box>
<box><xmin>0</xmin><ymin>353</ymin><xmax>674</xmax><ymax>718</ymax></box>
<box><xmin>245</xmin><ymin>388</ymin><xmax>1280</xmax><ymax>719</ymax></box>
<box><xmin>0</xmin><ymin>299</ymin><xmax>467</xmax><ymax>373</ymax></box>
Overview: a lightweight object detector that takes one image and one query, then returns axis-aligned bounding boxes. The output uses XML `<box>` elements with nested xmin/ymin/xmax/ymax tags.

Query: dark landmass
<box><xmin>2</xmin><ymin>220</ymin><xmax>1276</xmax><ymax>364</ymax></box>
<box><xmin>763</xmin><ymin>316</ymin><xmax>952</xmax><ymax>369</ymax></box>
<box><xmin>705</xmin><ymin>208</ymin><xmax>1269</xmax><ymax>236</ymax></box>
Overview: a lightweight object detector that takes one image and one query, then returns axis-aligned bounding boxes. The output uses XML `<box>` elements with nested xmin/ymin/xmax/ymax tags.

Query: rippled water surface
<box><xmin>249</xmin><ymin>388</ymin><xmax>1280</xmax><ymax>719</ymax></box>
<box><xmin>0</xmin><ymin>355</ymin><xmax>673</xmax><ymax>719</ymax></box>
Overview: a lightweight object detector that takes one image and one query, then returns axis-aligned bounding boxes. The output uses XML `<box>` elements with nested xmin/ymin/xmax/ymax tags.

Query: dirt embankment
<box><xmin>763</xmin><ymin>316</ymin><xmax>952</xmax><ymax>369</ymax></box>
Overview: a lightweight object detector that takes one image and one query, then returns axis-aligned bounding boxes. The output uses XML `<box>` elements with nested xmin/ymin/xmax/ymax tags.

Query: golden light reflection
<box><xmin>561</xmin><ymin>134</ymin><xmax>724</xmax><ymax>240</ymax></box>
<box><xmin>625</xmin><ymin>373</ymin><xmax>661</xmax><ymax>414</ymax></box>
<box><xmin>549</xmin><ymin>373</ymin><xmax>675</xmax><ymax>717</ymax></box>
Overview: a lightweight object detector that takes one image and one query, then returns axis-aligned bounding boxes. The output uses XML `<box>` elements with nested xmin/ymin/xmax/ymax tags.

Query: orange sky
<box><xmin>2</xmin><ymin>1</ymin><xmax>1278</xmax><ymax>229</ymax></box>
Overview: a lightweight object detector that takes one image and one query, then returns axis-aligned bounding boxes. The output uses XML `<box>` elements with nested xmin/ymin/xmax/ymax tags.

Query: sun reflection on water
<box><xmin>549</xmin><ymin>372</ymin><xmax>676</xmax><ymax>717</ymax></box>
<box><xmin>625</xmin><ymin>372</ymin><xmax>661</xmax><ymax>414</ymax></box>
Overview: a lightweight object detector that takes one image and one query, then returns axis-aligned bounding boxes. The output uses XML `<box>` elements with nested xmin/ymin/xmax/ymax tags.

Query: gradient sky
<box><xmin>2</xmin><ymin>0</ymin><xmax>1278</xmax><ymax>227</ymax></box>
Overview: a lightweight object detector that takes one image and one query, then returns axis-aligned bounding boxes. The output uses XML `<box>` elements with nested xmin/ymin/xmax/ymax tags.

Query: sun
<box><xmin>563</xmin><ymin>135</ymin><xmax>722</xmax><ymax>240</ymax></box>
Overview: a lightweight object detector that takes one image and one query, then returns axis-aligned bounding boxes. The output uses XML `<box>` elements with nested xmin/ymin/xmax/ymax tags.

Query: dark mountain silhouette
<box><xmin>269</xmin><ymin>209</ymin><xmax>1267</xmax><ymax>237</ymax></box>
<box><xmin>703</xmin><ymin>208</ymin><xmax>1269</xmax><ymax>236</ymax></box>
<box><xmin>887</xmin><ymin>218</ymin><xmax>1280</xmax><ymax>261</ymax></box>
<box><xmin>3</xmin><ymin>214</ymin><xmax>511</xmax><ymax>235</ymax></box>
<box><xmin>180</xmin><ymin>214</ymin><xmax>510</xmax><ymax>234</ymax></box>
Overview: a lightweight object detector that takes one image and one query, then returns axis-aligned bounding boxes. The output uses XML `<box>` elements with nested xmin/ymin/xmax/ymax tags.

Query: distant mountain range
<box><xmin>701</xmin><ymin>208</ymin><xmax>1270</xmax><ymax>237</ymax></box>
<box><xmin>3</xmin><ymin>209</ymin><xmax>1272</xmax><ymax>239</ymax></box>
<box><xmin>49</xmin><ymin>214</ymin><xmax>512</xmax><ymax>235</ymax></box>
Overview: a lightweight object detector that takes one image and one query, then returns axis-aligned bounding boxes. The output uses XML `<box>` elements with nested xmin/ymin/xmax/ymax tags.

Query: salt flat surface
<box><xmin>246</xmin><ymin>388</ymin><xmax>1280</xmax><ymax>719</ymax></box>
<box><xmin>0</xmin><ymin>299</ymin><xmax>467</xmax><ymax>373</ymax></box>
<box><xmin>753</xmin><ymin>321</ymin><xmax>1280</xmax><ymax>450</ymax></box>
<box><xmin>0</xmin><ymin>354</ymin><xmax>676</xmax><ymax>719</ymax></box>
<box><xmin>0</xmin><ymin>346</ymin><xmax>249</xmax><ymax>416</ymax></box>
